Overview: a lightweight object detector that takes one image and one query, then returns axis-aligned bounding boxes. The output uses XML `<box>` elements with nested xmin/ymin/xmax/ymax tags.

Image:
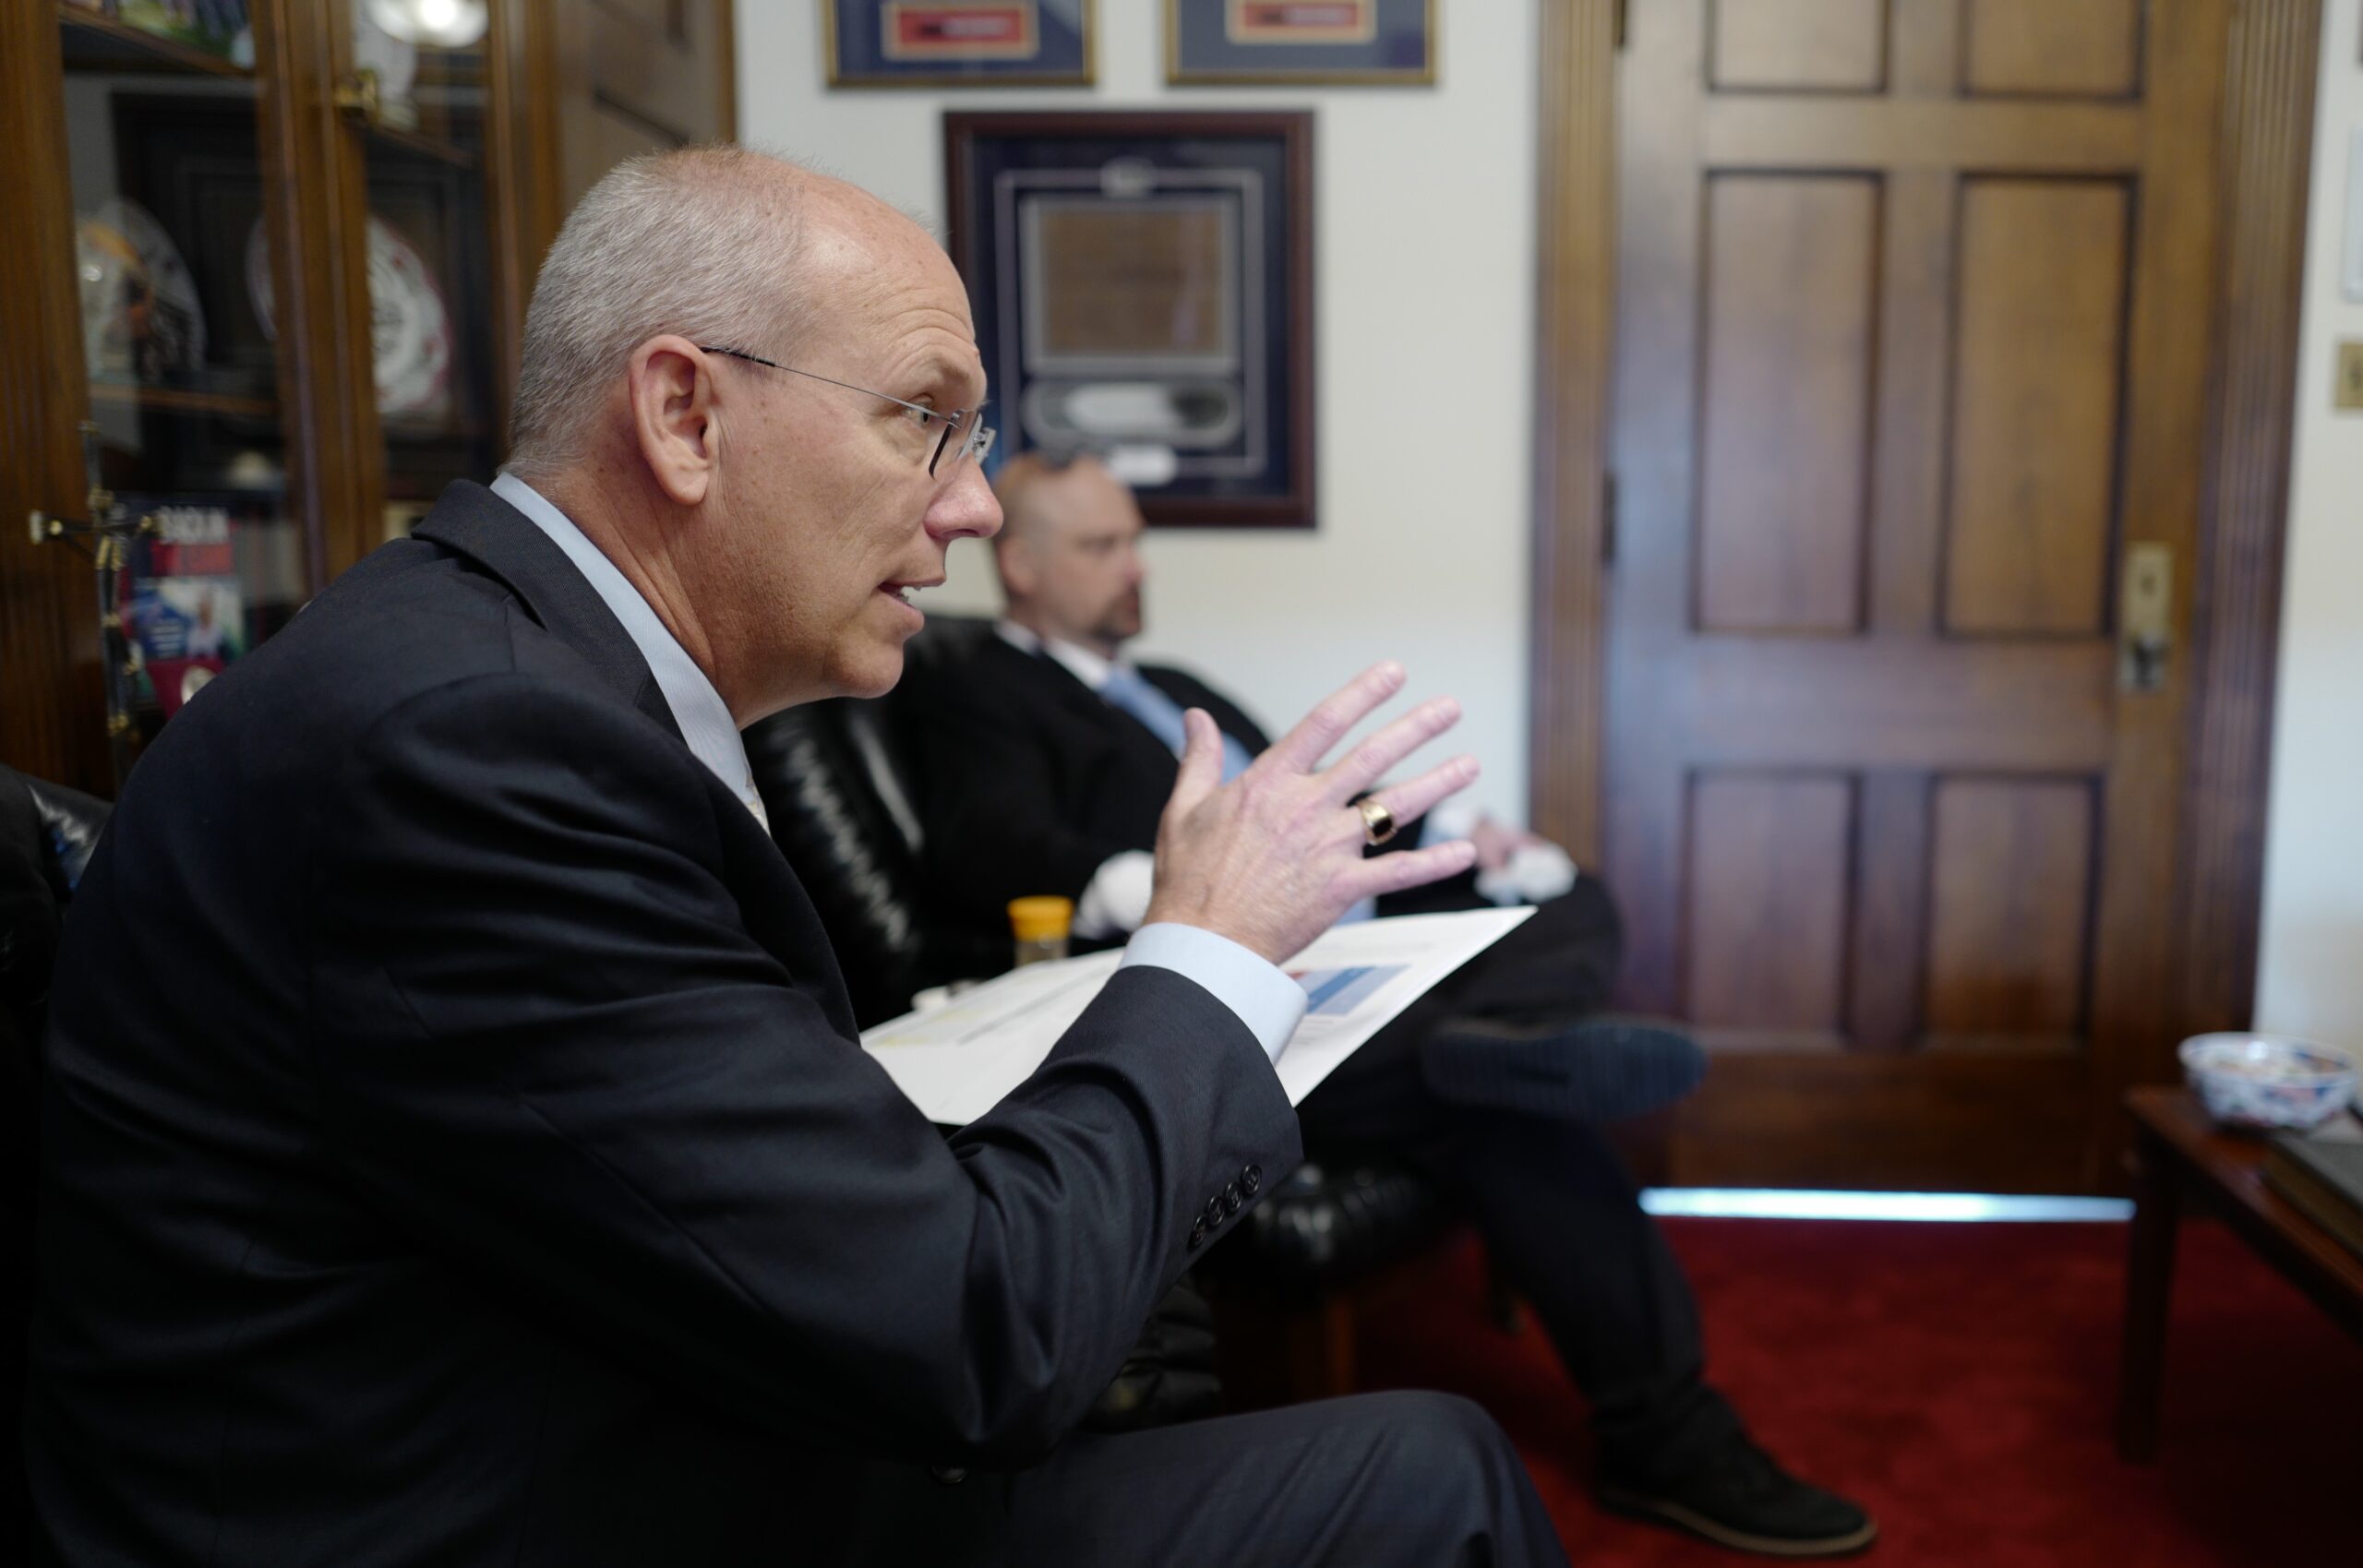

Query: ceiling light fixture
<box><xmin>364</xmin><ymin>0</ymin><xmax>489</xmax><ymax>50</ymax></box>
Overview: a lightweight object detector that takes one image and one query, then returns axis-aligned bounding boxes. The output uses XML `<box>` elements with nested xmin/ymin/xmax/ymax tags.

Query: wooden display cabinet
<box><xmin>0</xmin><ymin>0</ymin><xmax>732</xmax><ymax>795</ymax></box>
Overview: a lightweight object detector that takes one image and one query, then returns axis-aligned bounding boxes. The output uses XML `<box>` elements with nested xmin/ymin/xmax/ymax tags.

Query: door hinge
<box><xmin>1600</xmin><ymin>473</ymin><xmax>1618</xmax><ymax>565</ymax></box>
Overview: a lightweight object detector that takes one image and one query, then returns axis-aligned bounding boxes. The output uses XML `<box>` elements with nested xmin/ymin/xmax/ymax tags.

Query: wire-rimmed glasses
<box><xmin>696</xmin><ymin>345</ymin><xmax>996</xmax><ymax>476</ymax></box>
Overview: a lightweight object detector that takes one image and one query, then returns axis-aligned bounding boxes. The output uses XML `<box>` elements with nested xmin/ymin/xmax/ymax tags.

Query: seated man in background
<box><xmin>902</xmin><ymin>451</ymin><xmax>1877</xmax><ymax>1560</ymax></box>
<box><xmin>26</xmin><ymin>150</ymin><xmax>1566</xmax><ymax>1568</ymax></box>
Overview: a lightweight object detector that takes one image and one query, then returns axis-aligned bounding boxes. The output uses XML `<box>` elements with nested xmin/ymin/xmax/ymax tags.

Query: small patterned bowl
<box><xmin>2178</xmin><ymin>1034</ymin><xmax>2358</xmax><ymax>1131</ymax></box>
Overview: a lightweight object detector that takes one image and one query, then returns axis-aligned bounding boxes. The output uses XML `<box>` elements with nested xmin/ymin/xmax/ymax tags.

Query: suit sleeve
<box><xmin>903</xmin><ymin>659</ymin><xmax>1143</xmax><ymax>930</ymax></box>
<box><xmin>305</xmin><ymin>673</ymin><xmax>1300</xmax><ymax>1467</ymax></box>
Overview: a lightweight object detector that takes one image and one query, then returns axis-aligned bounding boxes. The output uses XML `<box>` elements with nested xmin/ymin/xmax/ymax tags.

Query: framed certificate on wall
<box><xmin>945</xmin><ymin>111</ymin><xmax>1316</xmax><ymax>529</ymax></box>
<box><xmin>1166</xmin><ymin>0</ymin><xmax>1435</xmax><ymax>87</ymax></box>
<box><xmin>826</xmin><ymin>1</ymin><xmax>1095</xmax><ymax>88</ymax></box>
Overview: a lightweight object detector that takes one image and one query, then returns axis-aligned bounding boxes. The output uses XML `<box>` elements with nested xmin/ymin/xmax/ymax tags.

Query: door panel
<box><xmin>1710</xmin><ymin>0</ymin><xmax>1889</xmax><ymax>93</ymax></box>
<box><xmin>1684</xmin><ymin>773</ymin><xmax>1855</xmax><ymax>1035</ymax></box>
<box><xmin>1924</xmin><ymin>777</ymin><xmax>2095</xmax><ymax>1041</ymax></box>
<box><xmin>1943</xmin><ymin>178</ymin><xmax>2129</xmax><ymax>635</ymax></box>
<box><xmin>554</xmin><ymin>0</ymin><xmax>733</xmax><ymax>214</ymax></box>
<box><xmin>1697</xmin><ymin>175</ymin><xmax>1877</xmax><ymax>635</ymax></box>
<box><xmin>1961</xmin><ymin>0</ymin><xmax>2142</xmax><ymax>98</ymax></box>
<box><xmin>1605</xmin><ymin>0</ymin><xmax>2226</xmax><ymax>1190</ymax></box>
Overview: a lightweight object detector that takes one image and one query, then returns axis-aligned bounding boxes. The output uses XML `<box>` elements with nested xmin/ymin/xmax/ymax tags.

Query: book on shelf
<box><xmin>2263</xmin><ymin>1113</ymin><xmax>2363</xmax><ymax>1262</ymax></box>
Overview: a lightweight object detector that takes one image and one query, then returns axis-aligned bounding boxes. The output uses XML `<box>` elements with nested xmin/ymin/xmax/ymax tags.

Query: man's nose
<box><xmin>926</xmin><ymin>461</ymin><xmax>1002</xmax><ymax>543</ymax></box>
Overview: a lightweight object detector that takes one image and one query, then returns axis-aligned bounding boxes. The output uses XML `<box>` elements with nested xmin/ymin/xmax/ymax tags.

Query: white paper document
<box><xmin>860</xmin><ymin>906</ymin><xmax>1537</xmax><ymax>1125</ymax></box>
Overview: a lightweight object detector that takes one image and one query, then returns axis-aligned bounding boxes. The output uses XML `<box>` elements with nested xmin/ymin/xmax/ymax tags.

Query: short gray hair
<box><xmin>508</xmin><ymin>145</ymin><xmax>812</xmax><ymax>479</ymax></box>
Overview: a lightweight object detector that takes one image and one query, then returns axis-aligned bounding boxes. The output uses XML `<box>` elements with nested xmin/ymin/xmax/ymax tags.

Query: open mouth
<box><xmin>879</xmin><ymin>578</ymin><xmax>942</xmax><ymax>615</ymax></box>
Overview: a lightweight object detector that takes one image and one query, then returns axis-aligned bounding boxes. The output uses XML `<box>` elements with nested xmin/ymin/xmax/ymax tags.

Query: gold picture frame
<box><xmin>825</xmin><ymin>0</ymin><xmax>1098</xmax><ymax>90</ymax></box>
<box><xmin>1166</xmin><ymin>0</ymin><xmax>1437</xmax><ymax>87</ymax></box>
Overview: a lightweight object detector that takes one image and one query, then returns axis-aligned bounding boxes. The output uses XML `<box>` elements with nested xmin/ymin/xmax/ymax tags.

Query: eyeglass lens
<box><xmin>928</xmin><ymin>413</ymin><xmax>998</xmax><ymax>477</ymax></box>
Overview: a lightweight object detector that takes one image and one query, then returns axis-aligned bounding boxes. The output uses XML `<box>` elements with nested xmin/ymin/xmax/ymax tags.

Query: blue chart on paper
<box><xmin>1292</xmin><ymin>964</ymin><xmax>1407</xmax><ymax>1018</ymax></box>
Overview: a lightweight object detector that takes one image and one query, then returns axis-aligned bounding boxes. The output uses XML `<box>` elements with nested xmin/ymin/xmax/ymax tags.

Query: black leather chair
<box><xmin>744</xmin><ymin>618</ymin><xmax>1473</xmax><ymax>1406</ymax></box>
<box><xmin>3</xmin><ymin>765</ymin><xmax>112</xmax><ymax>1559</ymax></box>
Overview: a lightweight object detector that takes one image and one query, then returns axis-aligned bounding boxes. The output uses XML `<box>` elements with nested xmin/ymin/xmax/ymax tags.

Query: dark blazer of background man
<box><xmin>25</xmin><ymin>150</ymin><xmax>1563</xmax><ymax>1568</ymax></box>
<box><xmin>924</xmin><ymin>637</ymin><xmax>1276</xmax><ymax>935</ymax></box>
<box><xmin>898</xmin><ymin>454</ymin><xmax>1879</xmax><ymax>1562</ymax></box>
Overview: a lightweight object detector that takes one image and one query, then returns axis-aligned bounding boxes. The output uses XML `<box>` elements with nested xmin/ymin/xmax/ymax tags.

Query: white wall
<box><xmin>738</xmin><ymin>2</ymin><xmax>1541</xmax><ymax>818</ymax></box>
<box><xmin>2255</xmin><ymin>0</ymin><xmax>2363</xmax><ymax>1050</ymax></box>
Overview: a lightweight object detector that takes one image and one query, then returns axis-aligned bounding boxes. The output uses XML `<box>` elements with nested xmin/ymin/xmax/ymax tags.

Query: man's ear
<box><xmin>628</xmin><ymin>336</ymin><xmax>718</xmax><ymax>507</ymax></box>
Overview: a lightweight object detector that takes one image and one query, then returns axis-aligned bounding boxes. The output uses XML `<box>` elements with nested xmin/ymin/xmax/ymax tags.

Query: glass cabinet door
<box><xmin>56</xmin><ymin>1</ymin><xmax>317</xmax><ymax>772</ymax></box>
<box><xmin>339</xmin><ymin>0</ymin><xmax>503</xmax><ymax>542</ymax></box>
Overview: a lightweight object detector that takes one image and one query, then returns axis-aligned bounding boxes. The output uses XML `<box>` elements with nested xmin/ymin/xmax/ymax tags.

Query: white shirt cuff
<box><xmin>1421</xmin><ymin>796</ymin><xmax>1481</xmax><ymax>846</ymax></box>
<box><xmin>1074</xmin><ymin>850</ymin><xmax>1157</xmax><ymax>940</ymax></box>
<box><xmin>1479</xmin><ymin>844</ymin><xmax>1580</xmax><ymax>906</ymax></box>
<box><xmin>1120</xmin><ymin>923</ymin><xmax>1307</xmax><ymax>1065</ymax></box>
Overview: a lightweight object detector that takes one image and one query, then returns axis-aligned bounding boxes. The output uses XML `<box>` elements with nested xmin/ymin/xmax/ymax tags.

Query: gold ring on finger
<box><xmin>1357</xmin><ymin>797</ymin><xmax>1398</xmax><ymax>847</ymax></box>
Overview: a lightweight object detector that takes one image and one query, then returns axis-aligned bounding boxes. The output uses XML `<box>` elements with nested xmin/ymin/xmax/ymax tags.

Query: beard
<box><xmin>1091</xmin><ymin>586</ymin><xmax>1144</xmax><ymax>648</ymax></box>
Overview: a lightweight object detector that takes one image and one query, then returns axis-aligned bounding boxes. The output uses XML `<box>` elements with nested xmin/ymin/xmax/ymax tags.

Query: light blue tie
<box><xmin>1101</xmin><ymin>665</ymin><xmax>1253</xmax><ymax>783</ymax></box>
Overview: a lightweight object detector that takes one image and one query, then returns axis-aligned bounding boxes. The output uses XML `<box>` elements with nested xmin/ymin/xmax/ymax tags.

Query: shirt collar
<box><xmin>995</xmin><ymin>617</ymin><xmax>1122</xmax><ymax>693</ymax></box>
<box><xmin>491</xmin><ymin>473</ymin><xmax>768</xmax><ymax>830</ymax></box>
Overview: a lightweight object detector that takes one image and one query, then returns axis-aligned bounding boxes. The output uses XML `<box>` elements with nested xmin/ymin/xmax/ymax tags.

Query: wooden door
<box><xmin>546</xmin><ymin>0</ymin><xmax>734</xmax><ymax>218</ymax></box>
<box><xmin>498</xmin><ymin>0</ymin><xmax>736</xmax><ymax>355</ymax></box>
<box><xmin>1603</xmin><ymin>0</ymin><xmax>2229</xmax><ymax>1191</ymax></box>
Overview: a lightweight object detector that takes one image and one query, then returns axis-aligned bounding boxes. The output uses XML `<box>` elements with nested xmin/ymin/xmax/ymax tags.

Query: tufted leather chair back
<box><xmin>2</xmin><ymin>764</ymin><xmax>109</xmax><ymax>1119</ymax></box>
<box><xmin>744</xmin><ymin>616</ymin><xmax>1002</xmax><ymax>1029</ymax></box>
<box><xmin>4</xmin><ymin>764</ymin><xmax>111</xmax><ymax>1558</ymax></box>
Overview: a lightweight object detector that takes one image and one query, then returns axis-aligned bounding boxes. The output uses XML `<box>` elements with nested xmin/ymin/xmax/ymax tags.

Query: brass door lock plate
<box><xmin>2337</xmin><ymin>341</ymin><xmax>2363</xmax><ymax>409</ymax></box>
<box><xmin>2118</xmin><ymin>543</ymin><xmax>2173</xmax><ymax>693</ymax></box>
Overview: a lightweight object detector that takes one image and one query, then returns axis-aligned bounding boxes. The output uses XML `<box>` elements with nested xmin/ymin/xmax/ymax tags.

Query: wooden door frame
<box><xmin>1530</xmin><ymin>1</ymin><xmax>2320</xmax><ymax>1084</ymax></box>
<box><xmin>0</xmin><ymin>0</ymin><xmax>111</xmax><ymax>792</ymax></box>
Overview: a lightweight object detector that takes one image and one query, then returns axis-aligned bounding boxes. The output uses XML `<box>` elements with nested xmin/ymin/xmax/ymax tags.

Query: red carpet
<box><xmin>1350</xmin><ymin>1217</ymin><xmax>2362</xmax><ymax>1565</ymax></box>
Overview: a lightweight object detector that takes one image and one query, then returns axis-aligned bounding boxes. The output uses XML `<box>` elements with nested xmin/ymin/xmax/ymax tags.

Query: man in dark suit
<box><xmin>25</xmin><ymin>149</ymin><xmax>1567</xmax><ymax>1566</ymax></box>
<box><xmin>900</xmin><ymin>453</ymin><xmax>1877</xmax><ymax>1559</ymax></box>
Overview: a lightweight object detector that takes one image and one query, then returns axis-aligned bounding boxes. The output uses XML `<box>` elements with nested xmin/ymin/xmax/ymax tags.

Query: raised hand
<box><xmin>1143</xmin><ymin>662</ymin><xmax>1480</xmax><ymax>964</ymax></box>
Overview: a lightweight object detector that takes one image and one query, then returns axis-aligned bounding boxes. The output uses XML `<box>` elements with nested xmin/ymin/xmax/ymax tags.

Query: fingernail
<box><xmin>1375</xmin><ymin>660</ymin><xmax>1405</xmax><ymax>684</ymax></box>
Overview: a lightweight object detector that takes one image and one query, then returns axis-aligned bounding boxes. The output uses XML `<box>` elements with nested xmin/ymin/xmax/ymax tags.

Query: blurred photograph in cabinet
<box><xmin>60</xmin><ymin>3</ymin><xmax>310</xmax><ymax>763</ymax></box>
<box><xmin>350</xmin><ymin>0</ymin><xmax>499</xmax><ymax>539</ymax></box>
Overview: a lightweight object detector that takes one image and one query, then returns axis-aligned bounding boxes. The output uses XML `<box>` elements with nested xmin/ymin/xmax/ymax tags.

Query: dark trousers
<box><xmin>988</xmin><ymin>1390</ymin><xmax>1567</xmax><ymax>1566</ymax></box>
<box><xmin>1297</xmin><ymin>879</ymin><xmax>1745</xmax><ymax>1469</ymax></box>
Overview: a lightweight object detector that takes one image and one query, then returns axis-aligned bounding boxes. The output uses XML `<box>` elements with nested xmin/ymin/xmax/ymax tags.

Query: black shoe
<box><xmin>1420</xmin><ymin>1016</ymin><xmax>1706</xmax><ymax>1123</ymax></box>
<box><xmin>1596</xmin><ymin>1436</ymin><xmax>1877</xmax><ymax>1558</ymax></box>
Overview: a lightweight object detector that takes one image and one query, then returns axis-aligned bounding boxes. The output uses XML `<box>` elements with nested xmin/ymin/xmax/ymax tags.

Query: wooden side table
<box><xmin>2117</xmin><ymin>1086</ymin><xmax>2363</xmax><ymax>1460</ymax></box>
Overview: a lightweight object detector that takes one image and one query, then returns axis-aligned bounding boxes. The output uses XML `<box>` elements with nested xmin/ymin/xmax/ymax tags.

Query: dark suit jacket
<box><xmin>904</xmin><ymin>633</ymin><xmax>1464</xmax><ymax>956</ymax></box>
<box><xmin>903</xmin><ymin>634</ymin><xmax>1270</xmax><ymax>941</ymax></box>
<box><xmin>27</xmin><ymin>483</ymin><xmax>1299</xmax><ymax>1567</ymax></box>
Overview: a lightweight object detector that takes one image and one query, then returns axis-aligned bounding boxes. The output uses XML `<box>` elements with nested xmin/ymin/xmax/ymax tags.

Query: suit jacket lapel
<box><xmin>415</xmin><ymin>482</ymin><xmax>865</xmax><ymax>1036</ymax></box>
<box><xmin>1003</xmin><ymin>640</ymin><xmax>1114</xmax><ymax>722</ymax></box>
<box><xmin>411</xmin><ymin>481</ymin><xmax>685</xmax><ymax>744</ymax></box>
<box><xmin>992</xmin><ymin>638</ymin><xmax>1172</xmax><ymax>760</ymax></box>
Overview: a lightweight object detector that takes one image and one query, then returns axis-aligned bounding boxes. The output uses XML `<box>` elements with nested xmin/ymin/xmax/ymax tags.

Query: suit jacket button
<box><xmin>1241</xmin><ymin>1165</ymin><xmax>1262</xmax><ymax>1196</ymax></box>
<box><xmin>1222</xmin><ymin>1182</ymin><xmax>1241</xmax><ymax>1215</ymax></box>
<box><xmin>931</xmin><ymin>1466</ymin><xmax>967</xmax><ymax>1485</ymax></box>
<box><xmin>1188</xmin><ymin>1219</ymin><xmax>1207</xmax><ymax>1251</ymax></box>
<box><xmin>1203</xmin><ymin>1196</ymin><xmax>1224</xmax><ymax>1228</ymax></box>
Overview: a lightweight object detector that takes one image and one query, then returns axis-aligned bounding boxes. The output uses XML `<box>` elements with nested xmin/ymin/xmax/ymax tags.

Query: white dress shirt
<box><xmin>494</xmin><ymin>473</ymin><xmax>770</xmax><ymax>831</ymax></box>
<box><xmin>490</xmin><ymin>476</ymin><xmax>1304</xmax><ymax>1062</ymax></box>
